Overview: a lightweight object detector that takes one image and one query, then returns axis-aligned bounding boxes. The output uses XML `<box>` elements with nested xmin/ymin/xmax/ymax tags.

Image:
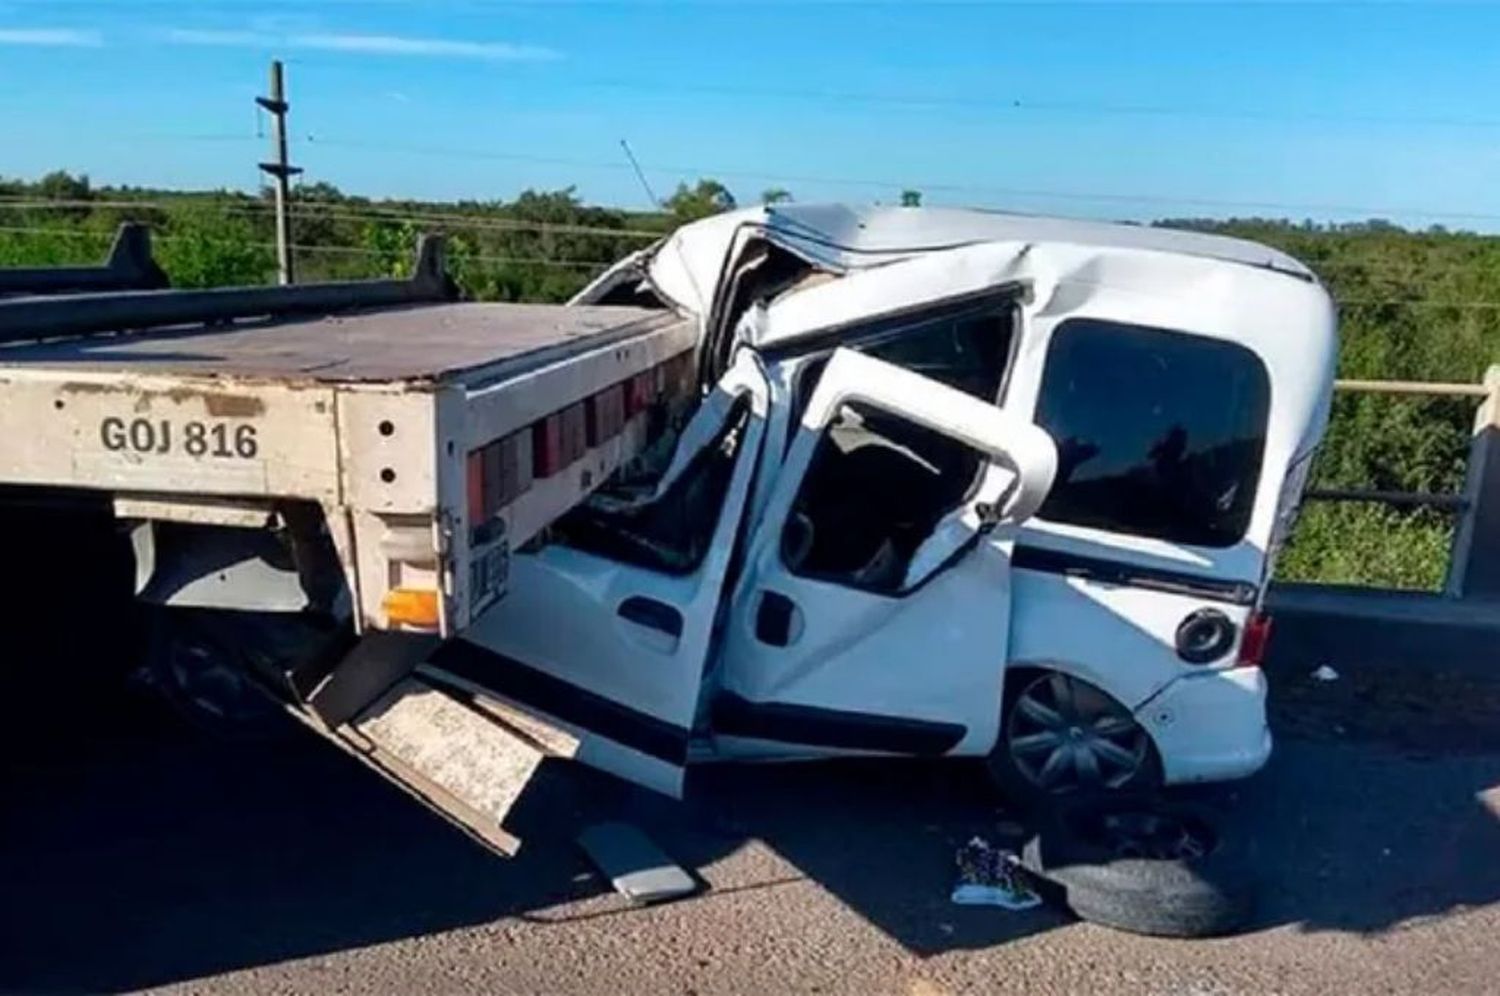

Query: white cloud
<box><xmin>0</xmin><ymin>27</ymin><xmax>102</xmax><ymax>47</ymax></box>
<box><xmin>291</xmin><ymin>33</ymin><xmax>557</xmax><ymax>61</ymax></box>
<box><xmin>162</xmin><ymin>27</ymin><xmax>558</xmax><ymax>62</ymax></box>
<box><xmin>162</xmin><ymin>28</ymin><xmax>266</xmax><ymax>47</ymax></box>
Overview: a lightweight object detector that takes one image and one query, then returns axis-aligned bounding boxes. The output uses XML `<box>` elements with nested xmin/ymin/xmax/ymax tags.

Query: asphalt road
<box><xmin>3</xmin><ymin>662</ymin><xmax>1499</xmax><ymax>996</ymax></box>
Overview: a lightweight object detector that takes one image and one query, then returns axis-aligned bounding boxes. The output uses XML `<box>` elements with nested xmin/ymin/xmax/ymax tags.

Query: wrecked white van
<box><xmin>1</xmin><ymin>205</ymin><xmax>1337</xmax><ymax>853</ymax></box>
<box><xmin>428</xmin><ymin>203</ymin><xmax>1337</xmax><ymax>828</ymax></box>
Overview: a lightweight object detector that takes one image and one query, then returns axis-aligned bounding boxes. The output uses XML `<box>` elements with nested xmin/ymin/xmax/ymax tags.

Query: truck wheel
<box><xmin>1020</xmin><ymin>795</ymin><xmax>1256</xmax><ymax>938</ymax></box>
<box><xmin>986</xmin><ymin>670</ymin><xmax>1160</xmax><ymax>807</ymax></box>
<box><xmin>145</xmin><ymin>610</ymin><xmax>296</xmax><ymax>740</ymax></box>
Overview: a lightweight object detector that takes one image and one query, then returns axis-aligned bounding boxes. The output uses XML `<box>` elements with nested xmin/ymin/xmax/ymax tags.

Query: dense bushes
<box><xmin>1179</xmin><ymin>220</ymin><xmax>1498</xmax><ymax>589</ymax></box>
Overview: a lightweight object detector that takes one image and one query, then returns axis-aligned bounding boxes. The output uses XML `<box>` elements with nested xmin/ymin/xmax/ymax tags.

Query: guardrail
<box><xmin>1299</xmin><ymin>364</ymin><xmax>1500</xmax><ymax>600</ymax></box>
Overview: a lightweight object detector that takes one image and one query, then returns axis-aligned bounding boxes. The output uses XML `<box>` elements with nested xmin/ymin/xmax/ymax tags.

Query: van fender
<box><xmin>998</xmin><ymin>656</ymin><xmax>1177</xmax><ymax>754</ymax></box>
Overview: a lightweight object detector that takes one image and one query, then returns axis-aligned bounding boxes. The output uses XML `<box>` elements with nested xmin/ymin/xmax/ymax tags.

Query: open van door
<box><xmin>294</xmin><ymin>352</ymin><xmax>773</xmax><ymax>854</ymax></box>
<box><xmin>712</xmin><ymin>348</ymin><xmax>1056</xmax><ymax>760</ymax></box>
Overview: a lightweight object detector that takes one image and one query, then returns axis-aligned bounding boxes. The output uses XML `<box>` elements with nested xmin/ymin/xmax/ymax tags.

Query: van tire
<box><xmin>986</xmin><ymin>668</ymin><xmax>1160</xmax><ymax>810</ymax></box>
<box><xmin>1020</xmin><ymin>794</ymin><xmax>1256</xmax><ymax>938</ymax></box>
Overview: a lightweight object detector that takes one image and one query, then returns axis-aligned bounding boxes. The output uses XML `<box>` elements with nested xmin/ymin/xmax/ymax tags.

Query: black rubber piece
<box><xmin>145</xmin><ymin>609</ymin><xmax>335</xmax><ymax>741</ymax></box>
<box><xmin>1020</xmin><ymin>794</ymin><xmax>1257</xmax><ymax>938</ymax></box>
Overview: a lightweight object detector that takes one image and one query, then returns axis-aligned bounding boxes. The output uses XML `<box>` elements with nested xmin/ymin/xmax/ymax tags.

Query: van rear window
<box><xmin>1034</xmin><ymin>319</ymin><xmax>1271</xmax><ymax>547</ymax></box>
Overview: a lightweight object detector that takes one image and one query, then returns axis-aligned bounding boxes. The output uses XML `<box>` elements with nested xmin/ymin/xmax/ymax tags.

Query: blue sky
<box><xmin>2</xmin><ymin>1</ymin><xmax>1499</xmax><ymax>228</ymax></box>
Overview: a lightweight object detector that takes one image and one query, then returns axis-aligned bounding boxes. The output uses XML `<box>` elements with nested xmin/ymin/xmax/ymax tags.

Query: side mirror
<box><xmin>801</xmin><ymin>348</ymin><xmax>1058</xmax><ymax>525</ymax></box>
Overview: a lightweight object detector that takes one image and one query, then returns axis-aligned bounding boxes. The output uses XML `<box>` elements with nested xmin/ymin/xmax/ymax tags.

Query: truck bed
<box><xmin>0</xmin><ymin>301</ymin><xmax>676</xmax><ymax>386</ymax></box>
<box><xmin>0</xmin><ymin>294</ymin><xmax>698</xmax><ymax>635</ymax></box>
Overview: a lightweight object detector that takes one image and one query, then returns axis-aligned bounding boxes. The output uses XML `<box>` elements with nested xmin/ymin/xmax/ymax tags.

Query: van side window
<box><xmin>781</xmin><ymin>308</ymin><xmax>1015</xmax><ymax>592</ymax></box>
<box><xmin>1034</xmin><ymin>319</ymin><xmax>1271</xmax><ymax>547</ymax></box>
<box><xmin>782</xmin><ymin>404</ymin><xmax>979</xmax><ymax>592</ymax></box>
<box><xmin>791</xmin><ymin>308</ymin><xmax>1014</xmax><ymax>421</ymax></box>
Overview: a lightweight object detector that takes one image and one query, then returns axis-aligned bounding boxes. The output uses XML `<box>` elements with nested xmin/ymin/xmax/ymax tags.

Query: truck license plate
<box><xmin>98</xmin><ymin>417</ymin><xmax>260</xmax><ymax>460</ymax></box>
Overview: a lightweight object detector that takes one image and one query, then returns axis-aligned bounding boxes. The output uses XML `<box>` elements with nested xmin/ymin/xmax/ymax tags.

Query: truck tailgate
<box><xmin>0</xmin><ymin>368</ymin><xmax>340</xmax><ymax>501</ymax></box>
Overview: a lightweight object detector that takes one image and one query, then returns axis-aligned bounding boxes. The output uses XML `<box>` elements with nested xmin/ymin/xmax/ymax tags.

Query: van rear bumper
<box><xmin>1136</xmin><ymin>666</ymin><xmax>1272</xmax><ymax>784</ymax></box>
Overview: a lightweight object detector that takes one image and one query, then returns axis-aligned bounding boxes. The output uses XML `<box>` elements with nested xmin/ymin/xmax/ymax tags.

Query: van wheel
<box><xmin>986</xmin><ymin>670</ymin><xmax>1160</xmax><ymax>806</ymax></box>
<box><xmin>1020</xmin><ymin>795</ymin><xmax>1256</xmax><ymax>937</ymax></box>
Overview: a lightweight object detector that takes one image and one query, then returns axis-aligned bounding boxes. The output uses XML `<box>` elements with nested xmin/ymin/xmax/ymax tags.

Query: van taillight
<box><xmin>1238</xmin><ymin>613</ymin><xmax>1273</xmax><ymax>668</ymax></box>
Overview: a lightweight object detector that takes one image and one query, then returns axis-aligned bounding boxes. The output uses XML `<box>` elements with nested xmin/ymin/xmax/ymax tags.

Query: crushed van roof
<box><xmin>619</xmin><ymin>204</ymin><xmax>1317</xmax><ymax>319</ymax></box>
<box><xmin>757</xmin><ymin>204</ymin><xmax>1314</xmax><ymax>277</ymax></box>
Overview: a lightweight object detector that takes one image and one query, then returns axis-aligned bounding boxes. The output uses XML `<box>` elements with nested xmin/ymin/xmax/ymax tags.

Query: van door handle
<box><xmin>754</xmin><ymin>591</ymin><xmax>801</xmax><ymax>647</ymax></box>
<box><xmin>617</xmin><ymin>596</ymin><xmax>683</xmax><ymax>637</ymax></box>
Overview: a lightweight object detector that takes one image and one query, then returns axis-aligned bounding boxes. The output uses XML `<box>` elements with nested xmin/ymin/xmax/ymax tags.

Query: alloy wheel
<box><xmin>1005</xmin><ymin>672</ymin><xmax>1150</xmax><ymax>793</ymax></box>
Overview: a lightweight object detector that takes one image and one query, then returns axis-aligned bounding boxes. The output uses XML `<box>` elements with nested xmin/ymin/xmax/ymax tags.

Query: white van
<box><xmin>411</xmin><ymin>204</ymin><xmax>1337</xmax><ymax>817</ymax></box>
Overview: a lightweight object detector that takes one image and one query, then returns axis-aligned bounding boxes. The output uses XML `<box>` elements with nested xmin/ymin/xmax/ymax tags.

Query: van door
<box><xmin>711</xmin><ymin>348</ymin><xmax>1055</xmax><ymax>760</ymax></box>
<box><xmin>295</xmin><ymin>353</ymin><xmax>771</xmax><ymax>855</ymax></box>
<box><xmin>443</xmin><ymin>351</ymin><xmax>769</xmax><ymax>788</ymax></box>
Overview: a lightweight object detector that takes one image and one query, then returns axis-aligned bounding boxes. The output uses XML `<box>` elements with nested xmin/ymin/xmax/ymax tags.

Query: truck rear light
<box><xmin>1237</xmin><ymin>612</ymin><xmax>1273</xmax><ymax>668</ymax></box>
<box><xmin>383</xmin><ymin>587</ymin><xmax>440</xmax><ymax>629</ymax></box>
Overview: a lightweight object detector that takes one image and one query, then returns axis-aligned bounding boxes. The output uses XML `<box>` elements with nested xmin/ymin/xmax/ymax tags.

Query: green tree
<box><xmin>665</xmin><ymin>179</ymin><xmax>736</xmax><ymax>223</ymax></box>
<box><xmin>761</xmin><ymin>187</ymin><xmax>793</xmax><ymax>205</ymax></box>
<box><xmin>36</xmin><ymin>170</ymin><xmax>91</xmax><ymax>201</ymax></box>
<box><xmin>900</xmin><ymin>189</ymin><xmax>922</xmax><ymax>207</ymax></box>
<box><xmin>155</xmin><ymin>205</ymin><xmax>274</xmax><ymax>287</ymax></box>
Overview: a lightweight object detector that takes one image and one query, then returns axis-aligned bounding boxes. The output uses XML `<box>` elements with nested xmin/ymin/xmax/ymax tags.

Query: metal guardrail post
<box><xmin>1445</xmin><ymin>364</ymin><xmax>1500</xmax><ymax>599</ymax></box>
<box><xmin>0</xmin><ymin>223</ymin><xmax>169</xmax><ymax>296</ymax></box>
<box><xmin>0</xmin><ymin>233</ymin><xmax>454</xmax><ymax>345</ymax></box>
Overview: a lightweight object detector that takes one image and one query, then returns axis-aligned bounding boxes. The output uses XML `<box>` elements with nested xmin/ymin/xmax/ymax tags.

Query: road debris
<box><xmin>1312</xmin><ymin>664</ymin><xmax>1341</xmax><ymax>682</ymax></box>
<box><xmin>577</xmin><ymin>822</ymin><xmax>698</xmax><ymax>904</ymax></box>
<box><xmin>951</xmin><ymin>836</ymin><xmax>1042</xmax><ymax>910</ymax></box>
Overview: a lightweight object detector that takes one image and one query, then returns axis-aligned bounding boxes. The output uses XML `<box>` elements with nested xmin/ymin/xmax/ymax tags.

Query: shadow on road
<box><xmin>2</xmin><ymin>683</ymin><xmax>1499</xmax><ymax>994</ymax></box>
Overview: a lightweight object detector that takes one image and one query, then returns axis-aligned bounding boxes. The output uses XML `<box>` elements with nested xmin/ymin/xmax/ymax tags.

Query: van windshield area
<box><xmin>1033</xmin><ymin>319</ymin><xmax>1271</xmax><ymax>548</ymax></box>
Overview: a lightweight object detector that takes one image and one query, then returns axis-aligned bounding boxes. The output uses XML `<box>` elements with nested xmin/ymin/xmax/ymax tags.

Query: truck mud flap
<box><xmin>300</xmin><ymin>648</ymin><xmax>579</xmax><ymax>857</ymax></box>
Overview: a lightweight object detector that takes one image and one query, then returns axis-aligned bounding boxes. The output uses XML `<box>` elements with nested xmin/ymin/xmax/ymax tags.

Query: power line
<box><xmin>292</xmin><ymin>243</ymin><xmax>608</xmax><ymax>269</ymax></box>
<box><xmin>285</xmin><ymin>58</ymin><xmax>1500</xmax><ymax>132</ymax></box>
<box><xmin>0</xmin><ymin>225</ymin><xmax>613</xmax><ymax>269</ymax></box>
<box><xmin>0</xmin><ymin>198</ymin><xmax>665</xmax><ymax>240</ymax></box>
<box><xmin>570</xmin><ymin>78</ymin><xmax>1500</xmax><ymax>132</ymax></box>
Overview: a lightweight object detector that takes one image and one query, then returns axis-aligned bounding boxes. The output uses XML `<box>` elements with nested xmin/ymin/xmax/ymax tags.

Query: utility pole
<box><xmin>256</xmin><ymin>60</ymin><xmax>301</xmax><ymax>284</ymax></box>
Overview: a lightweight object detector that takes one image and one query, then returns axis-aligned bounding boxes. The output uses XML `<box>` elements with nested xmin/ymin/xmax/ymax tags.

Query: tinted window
<box><xmin>1034</xmin><ymin>319</ymin><xmax>1270</xmax><ymax>547</ymax></box>
<box><xmin>861</xmin><ymin>311</ymin><xmax>1012</xmax><ymax>400</ymax></box>
<box><xmin>791</xmin><ymin>308</ymin><xmax>1013</xmax><ymax>422</ymax></box>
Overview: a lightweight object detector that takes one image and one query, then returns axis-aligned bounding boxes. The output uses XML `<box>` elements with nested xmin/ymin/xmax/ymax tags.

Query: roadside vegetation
<box><xmin>4</xmin><ymin>172</ymin><xmax>1495</xmax><ymax>589</ymax></box>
